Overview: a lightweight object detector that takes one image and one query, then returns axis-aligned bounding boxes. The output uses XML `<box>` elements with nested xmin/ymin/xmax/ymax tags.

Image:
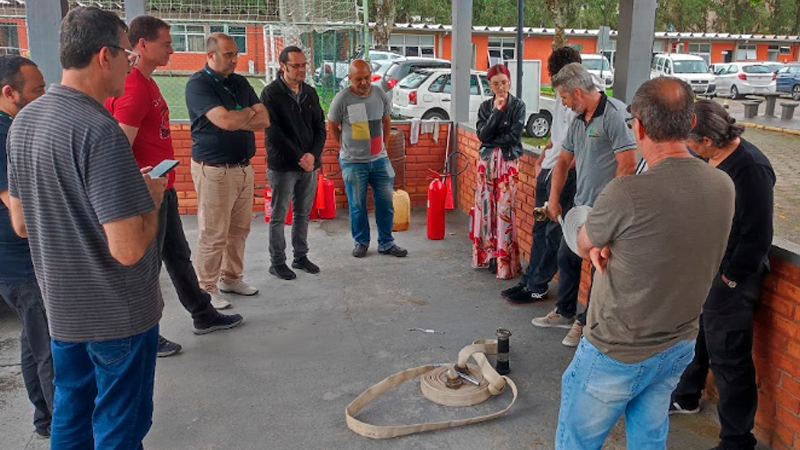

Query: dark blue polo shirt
<box><xmin>185</xmin><ymin>65</ymin><xmax>260</xmax><ymax>164</ymax></box>
<box><xmin>0</xmin><ymin>113</ymin><xmax>35</xmax><ymax>283</ymax></box>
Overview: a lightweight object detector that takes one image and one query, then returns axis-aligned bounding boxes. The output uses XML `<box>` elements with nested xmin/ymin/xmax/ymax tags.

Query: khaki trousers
<box><xmin>190</xmin><ymin>160</ymin><xmax>254</xmax><ymax>291</ymax></box>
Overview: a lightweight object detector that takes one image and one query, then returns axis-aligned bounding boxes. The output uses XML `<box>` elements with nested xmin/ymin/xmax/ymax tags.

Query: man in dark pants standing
<box><xmin>671</xmin><ymin>100</ymin><xmax>775</xmax><ymax>450</ymax></box>
<box><xmin>106</xmin><ymin>16</ymin><xmax>243</xmax><ymax>357</ymax></box>
<box><xmin>260</xmin><ymin>46</ymin><xmax>326</xmax><ymax>280</ymax></box>
<box><xmin>0</xmin><ymin>55</ymin><xmax>51</xmax><ymax>439</ymax></box>
<box><xmin>503</xmin><ymin>47</ymin><xmax>579</xmax><ymax>304</ymax></box>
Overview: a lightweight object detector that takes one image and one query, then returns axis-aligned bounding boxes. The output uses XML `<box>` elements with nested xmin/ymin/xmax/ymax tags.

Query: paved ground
<box><xmin>0</xmin><ymin>209</ymin><xmax>764</xmax><ymax>450</ymax></box>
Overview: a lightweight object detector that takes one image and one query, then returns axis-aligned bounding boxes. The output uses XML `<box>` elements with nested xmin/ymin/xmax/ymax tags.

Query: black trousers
<box><xmin>157</xmin><ymin>188</ymin><xmax>217</xmax><ymax>326</ymax></box>
<box><xmin>521</xmin><ymin>168</ymin><xmax>577</xmax><ymax>292</ymax></box>
<box><xmin>554</xmin><ymin>237</ymin><xmax>595</xmax><ymax>326</ymax></box>
<box><xmin>672</xmin><ymin>268</ymin><xmax>764</xmax><ymax>449</ymax></box>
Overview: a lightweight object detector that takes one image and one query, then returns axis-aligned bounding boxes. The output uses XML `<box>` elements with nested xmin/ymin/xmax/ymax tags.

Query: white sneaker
<box><xmin>219</xmin><ymin>279</ymin><xmax>259</xmax><ymax>296</ymax></box>
<box><xmin>208</xmin><ymin>290</ymin><xmax>231</xmax><ymax>310</ymax></box>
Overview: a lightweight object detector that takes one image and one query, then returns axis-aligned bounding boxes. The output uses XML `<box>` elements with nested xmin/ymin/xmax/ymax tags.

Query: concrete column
<box><xmin>26</xmin><ymin>0</ymin><xmax>68</xmax><ymax>87</ymax></box>
<box><xmin>125</xmin><ymin>0</ymin><xmax>147</xmax><ymax>23</ymax></box>
<box><xmin>614</xmin><ymin>0</ymin><xmax>657</xmax><ymax>103</ymax></box>
<box><xmin>451</xmin><ymin>0</ymin><xmax>472</xmax><ymax>125</ymax></box>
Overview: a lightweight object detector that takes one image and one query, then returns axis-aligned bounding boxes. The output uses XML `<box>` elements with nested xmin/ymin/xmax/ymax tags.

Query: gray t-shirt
<box><xmin>562</xmin><ymin>94</ymin><xmax>637</xmax><ymax>207</ymax></box>
<box><xmin>584</xmin><ymin>157</ymin><xmax>735</xmax><ymax>363</ymax></box>
<box><xmin>328</xmin><ymin>86</ymin><xmax>391</xmax><ymax>162</ymax></box>
<box><xmin>7</xmin><ymin>84</ymin><xmax>163</xmax><ymax>343</ymax></box>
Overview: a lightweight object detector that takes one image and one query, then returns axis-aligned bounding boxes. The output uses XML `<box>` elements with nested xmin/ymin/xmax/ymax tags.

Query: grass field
<box><xmin>153</xmin><ymin>75</ymin><xmax>268</xmax><ymax>121</ymax></box>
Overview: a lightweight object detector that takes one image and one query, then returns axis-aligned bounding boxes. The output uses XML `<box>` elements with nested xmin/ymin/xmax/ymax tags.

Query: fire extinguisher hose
<box><xmin>345</xmin><ymin>339</ymin><xmax>518</xmax><ymax>439</ymax></box>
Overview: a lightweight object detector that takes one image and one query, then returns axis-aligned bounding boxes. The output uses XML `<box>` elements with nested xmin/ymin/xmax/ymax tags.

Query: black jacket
<box><xmin>476</xmin><ymin>93</ymin><xmax>525</xmax><ymax>161</ymax></box>
<box><xmin>260</xmin><ymin>76</ymin><xmax>326</xmax><ymax>171</ymax></box>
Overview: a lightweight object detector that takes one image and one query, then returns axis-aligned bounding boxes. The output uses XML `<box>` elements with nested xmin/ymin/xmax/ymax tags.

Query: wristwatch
<box><xmin>721</xmin><ymin>274</ymin><xmax>737</xmax><ymax>289</ymax></box>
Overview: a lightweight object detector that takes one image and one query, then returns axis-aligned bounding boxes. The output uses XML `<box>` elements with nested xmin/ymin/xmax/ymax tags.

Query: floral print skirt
<box><xmin>471</xmin><ymin>147</ymin><xmax>521</xmax><ymax>279</ymax></box>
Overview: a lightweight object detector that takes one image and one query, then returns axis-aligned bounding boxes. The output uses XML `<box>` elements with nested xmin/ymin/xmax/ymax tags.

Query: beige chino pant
<box><xmin>190</xmin><ymin>160</ymin><xmax>254</xmax><ymax>291</ymax></box>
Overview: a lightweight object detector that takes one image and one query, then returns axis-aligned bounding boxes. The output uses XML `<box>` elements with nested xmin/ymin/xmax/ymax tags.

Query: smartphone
<box><xmin>148</xmin><ymin>159</ymin><xmax>180</xmax><ymax>178</ymax></box>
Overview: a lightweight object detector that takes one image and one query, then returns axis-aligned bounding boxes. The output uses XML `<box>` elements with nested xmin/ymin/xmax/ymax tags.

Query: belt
<box><xmin>193</xmin><ymin>158</ymin><xmax>250</xmax><ymax>168</ymax></box>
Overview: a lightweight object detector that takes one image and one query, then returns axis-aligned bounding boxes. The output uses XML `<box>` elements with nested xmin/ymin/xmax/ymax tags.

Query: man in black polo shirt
<box><xmin>185</xmin><ymin>32</ymin><xmax>269</xmax><ymax>304</ymax></box>
<box><xmin>0</xmin><ymin>55</ymin><xmax>51</xmax><ymax>439</ymax></box>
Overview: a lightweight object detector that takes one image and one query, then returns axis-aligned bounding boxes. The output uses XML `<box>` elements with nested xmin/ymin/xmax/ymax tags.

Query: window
<box><xmin>479</xmin><ymin>75</ymin><xmax>491</xmax><ymax>96</ymax></box>
<box><xmin>0</xmin><ymin>22</ymin><xmax>19</xmax><ymax>55</ymax></box>
<box><xmin>388</xmin><ymin>34</ymin><xmax>435</xmax><ymax>58</ymax></box>
<box><xmin>209</xmin><ymin>25</ymin><xmax>247</xmax><ymax>53</ymax></box>
<box><xmin>470</xmin><ymin>74</ymin><xmax>480</xmax><ymax>95</ymax></box>
<box><xmin>428</xmin><ymin>74</ymin><xmax>448</xmax><ymax>92</ymax></box>
<box><xmin>398</xmin><ymin>71</ymin><xmax>430</xmax><ymax>89</ymax></box>
<box><xmin>171</xmin><ymin>24</ymin><xmax>205</xmax><ymax>53</ymax></box>
<box><xmin>488</xmin><ymin>37</ymin><xmax>516</xmax><ymax>66</ymax></box>
<box><xmin>736</xmin><ymin>44</ymin><xmax>756</xmax><ymax>61</ymax></box>
<box><xmin>688</xmin><ymin>43</ymin><xmax>711</xmax><ymax>64</ymax></box>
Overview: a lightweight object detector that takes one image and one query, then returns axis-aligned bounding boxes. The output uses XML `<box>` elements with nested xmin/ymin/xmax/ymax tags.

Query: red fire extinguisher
<box><xmin>262</xmin><ymin>186</ymin><xmax>294</xmax><ymax>224</ymax></box>
<box><xmin>444</xmin><ymin>176</ymin><xmax>454</xmax><ymax>210</ymax></box>
<box><xmin>319</xmin><ymin>150</ymin><xmax>339</xmax><ymax>220</ymax></box>
<box><xmin>427</xmin><ymin>169</ymin><xmax>447</xmax><ymax>240</ymax></box>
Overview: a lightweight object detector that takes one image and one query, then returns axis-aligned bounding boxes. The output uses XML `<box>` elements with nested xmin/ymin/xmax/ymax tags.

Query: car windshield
<box><xmin>743</xmin><ymin>65</ymin><xmax>773</xmax><ymax>74</ymax></box>
<box><xmin>582</xmin><ymin>59</ymin><xmax>610</xmax><ymax>71</ymax></box>
<box><xmin>673</xmin><ymin>60</ymin><xmax>708</xmax><ymax>74</ymax></box>
<box><xmin>398</xmin><ymin>72</ymin><xmax>431</xmax><ymax>89</ymax></box>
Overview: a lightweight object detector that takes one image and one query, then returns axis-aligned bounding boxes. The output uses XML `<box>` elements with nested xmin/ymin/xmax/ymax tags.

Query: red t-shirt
<box><xmin>105</xmin><ymin>67</ymin><xmax>175</xmax><ymax>189</ymax></box>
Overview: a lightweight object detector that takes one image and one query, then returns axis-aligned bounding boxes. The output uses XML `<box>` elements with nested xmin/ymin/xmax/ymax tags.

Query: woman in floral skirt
<box><xmin>471</xmin><ymin>64</ymin><xmax>525</xmax><ymax>279</ymax></box>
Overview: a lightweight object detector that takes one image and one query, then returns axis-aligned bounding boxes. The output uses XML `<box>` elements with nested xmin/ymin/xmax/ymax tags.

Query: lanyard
<box><xmin>0</xmin><ymin>110</ymin><xmax>13</xmax><ymax>120</ymax></box>
<box><xmin>203</xmin><ymin>67</ymin><xmax>243</xmax><ymax>110</ymax></box>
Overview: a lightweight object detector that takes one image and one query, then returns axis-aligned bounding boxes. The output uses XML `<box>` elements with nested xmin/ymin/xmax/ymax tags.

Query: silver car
<box><xmin>713</xmin><ymin>62</ymin><xmax>776</xmax><ymax>99</ymax></box>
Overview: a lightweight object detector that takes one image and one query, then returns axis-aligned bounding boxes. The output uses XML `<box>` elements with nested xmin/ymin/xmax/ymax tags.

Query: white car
<box><xmin>581</xmin><ymin>54</ymin><xmax>614</xmax><ymax>88</ymax></box>
<box><xmin>392</xmin><ymin>68</ymin><xmax>553</xmax><ymax>137</ymax></box>
<box><xmin>392</xmin><ymin>69</ymin><xmax>491</xmax><ymax>126</ymax></box>
<box><xmin>713</xmin><ymin>62</ymin><xmax>777</xmax><ymax>99</ymax></box>
<box><xmin>651</xmin><ymin>53</ymin><xmax>716</xmax><ymax>95</ymax></box>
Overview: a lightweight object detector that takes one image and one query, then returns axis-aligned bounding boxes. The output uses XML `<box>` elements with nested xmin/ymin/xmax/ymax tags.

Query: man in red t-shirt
<box><xmin>105</xmin><ymin>16</ymin><xmax>243</xmax><ymax>357</ymax></box>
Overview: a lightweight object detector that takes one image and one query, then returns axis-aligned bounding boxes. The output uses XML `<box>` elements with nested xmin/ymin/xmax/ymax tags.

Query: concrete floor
<box><xmin>0</xmin><ymin>208</ymin><xmax>753</xmax><ymax>450</ymax></box>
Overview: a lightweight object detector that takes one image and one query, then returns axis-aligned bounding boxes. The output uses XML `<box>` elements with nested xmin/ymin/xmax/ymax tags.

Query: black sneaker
<box><xmin>157</xmin><ymin>335</ymin><xmax>182</xmax><ymax>357</ymax></box>
<box><xmin>352</xmin><ymin>244</ymin><xmax>368</xmax><ymax>258</ymax></box>
<box><xmin>500</xmin><ymin>283</ymin><xmax>525</xmax><ymax>298</ymax></box>
<box><xmin>378</xmin><ymin>245</ymin><xmax>408</xmax><ymax>257</ymax></box>
<box><xmin>488</xmin><ymin>258</ymin><xmax>497</xmax><ymax>274</ymax></box>
<box><xmin>292</xmin><ymin>256</ymin><xmax>320</xmax><ymax>274</ymax></box>
<box><xmin>506</xmin><ymin>289</ymin><xmax>548</xmax><ymax>305</ymax></box>
<box><xmin>35</xmin><ymin>426</ymin><xmax>50</xmax><ymax>439</ymax></box>
<box><xmin>193</xmin><ymin>313</ymin><xmax>244</xmax><ymax>335</ymax></box>
<box><xmin>269</xmin><ymin>263</ymin><xmax>297</xmax><ymax>280</ymax></box>
<box><xmin>669</xmin><ymin>400</ymin><xmax>701</xmax><ymax>415</ymax></box>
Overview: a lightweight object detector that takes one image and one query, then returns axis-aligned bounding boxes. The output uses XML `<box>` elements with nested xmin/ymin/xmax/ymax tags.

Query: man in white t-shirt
<box><xmin>502</xmin><ymin>47</ymin><xmax>583</xmax><ymax>304</ymax></box>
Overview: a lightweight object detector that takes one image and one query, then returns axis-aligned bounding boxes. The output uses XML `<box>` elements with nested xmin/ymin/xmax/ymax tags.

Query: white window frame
<box><xmin>209</xmin><ymin>25</ymin><xmax>247</xmax><ymax>54</ymax></box>
<box><xmin>736</xmin><ymin>44</ymin><xmax>757</xmax><ymax>61</ymax></box>
<box><xmin>688</xmin><ymin>43</ymin><xmax>711</xmax><ymax>64</ymax></box>
<box><xmin>170</xmin><ymin>24</ymin><xmax>206</xmax><ymax>53</ymax></box>
<box><xmin>386</xmin><ymin>34</ymin><xmax>435</xmax><ymax>58</ymax></box>
<box><xmin>487</xmin><ymin>37</ymin><xmax>516</xmax><ymax>66</ymax></box>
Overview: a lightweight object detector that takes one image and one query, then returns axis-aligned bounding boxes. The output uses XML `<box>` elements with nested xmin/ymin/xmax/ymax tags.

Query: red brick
<box><xmin>778</xmin><ymin>278</ymin><xmax>800</xmax><ymax>303</ymax></box>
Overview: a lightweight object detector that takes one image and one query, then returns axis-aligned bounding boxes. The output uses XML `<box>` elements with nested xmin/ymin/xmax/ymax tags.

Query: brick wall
<box><xmin>456</xmin><ymin>124</ymin><xmax>800</xmax><ymax>449</ymax></box>
<box><xmin>169</xmin><ymin>121</ymin><xmax>448</xmax><ymax>215</ymax></box>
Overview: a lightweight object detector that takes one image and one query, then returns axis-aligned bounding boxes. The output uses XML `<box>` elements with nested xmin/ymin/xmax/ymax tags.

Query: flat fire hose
<box><xmin>345</xmin><ymin>339</ymin><xmax>518</xmax><ymax>439</ymax></box>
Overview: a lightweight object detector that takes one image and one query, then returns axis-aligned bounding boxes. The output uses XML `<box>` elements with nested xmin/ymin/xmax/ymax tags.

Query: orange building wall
<box><xmin>711</xmin><ymin>42</ymin><xmax>736</xmax><ymax>63</ymax></box>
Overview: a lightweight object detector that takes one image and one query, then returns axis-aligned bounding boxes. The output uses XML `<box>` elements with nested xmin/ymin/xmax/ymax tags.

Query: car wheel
<box><xmin>526</xmin><ymin>113</ymin><xmax>551</xmax><ymax>139</ymax></box>
<box><xmin>730</xmin><ymin>85</ymin><xmax>740</xmax><ymax>100</ymax></box>
<box><xmin>793</xmin><ymin>85</ymin><xmax>800</xmax><ymax>101</ymax></box>
<box><xmin>421</xmin><ymin>109</ymin><xmax>449</xmax><ymax>120</ymax></box>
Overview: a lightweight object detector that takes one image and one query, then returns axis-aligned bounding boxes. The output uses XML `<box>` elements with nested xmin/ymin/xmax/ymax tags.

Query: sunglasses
<box><xmin>106</xmin><ymin>45</ymin><xmax>140</xmax><ymax>67</ymax></box>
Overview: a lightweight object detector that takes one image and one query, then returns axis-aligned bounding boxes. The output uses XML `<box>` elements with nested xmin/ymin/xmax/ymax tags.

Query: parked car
<box><xmin>651</xmin><ymin>53</ymin><xmax>716</xmax><ymax>95</ymax></box>
<box><xmin>338</xmin><ymin>60</ymin><xmax>387</xmax><ymax>91</ymax></box>
<box><xmin>766</xmin><ymin>62</ymin><xmax>786</xmax><ymax>73</ymax></box>
<box><xmin>713</xmin><ymin>62</ymin><xmax>776</xmax><ymax>99</ymax></box>
<box><xmin>581</xmin><ymin>53</ymin><xmax>614</xmax><ymax>88</ymax></box>
<box><xmin>314</xmin><ymin>50</ymin><xmax>403</xmax><ymax>87</ymax></box>
<box><xmin>776</xmin><ymin>63</ymin><xmax>800</xmax><ymax>100</ymax></box>
<box><xmin>391</xmin><ymin>68</ymin><xmax>554</xmax><ymax>138</ymax></box>
<box><xmin>380</xmin><ymin>57</ymin><xmax>451</xmax><ymax>98</ymax></box>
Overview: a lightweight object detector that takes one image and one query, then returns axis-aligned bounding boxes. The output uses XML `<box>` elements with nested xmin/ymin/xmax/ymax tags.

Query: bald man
<box><xmin>328</xmin><ymin>60</ymin><xmax>407</xmax><ymax>258</ymax></box>
<box><xmin>185</xmin><ymin>32</ymin><xmax>269</xmax><ymax>305</ymax></box>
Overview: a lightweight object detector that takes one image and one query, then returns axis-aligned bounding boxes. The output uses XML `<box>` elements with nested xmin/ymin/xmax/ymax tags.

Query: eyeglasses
<box><xmin>285</xmin><ymin>62</ymin><xmax>308</xmax><ymax>70</ymax></box>
<box><xmin>106</xmin><ymin>45</ymin><xmax>140</xmax><ymax>67</ymax></box>
<box><xmin>625</xmin><ymin>116</ymin><xmax>636</xmax><ymax>129</ymax></box>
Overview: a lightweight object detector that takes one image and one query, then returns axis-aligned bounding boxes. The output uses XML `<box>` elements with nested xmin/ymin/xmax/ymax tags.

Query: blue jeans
<box><xmin>50</xmin><ymin>325</ymin><xmax>158</xmax><ymax>450</ymax></box>
<box><xmin>0</xmin><ymin>280</ymin><xmax>54</xmax><ymax>434</ymax></box>
<box><xmin>556</xmin><ymin>338</ymin><xmax>695</xmax><ymax>450</ymax></box>
<box><xmin>339</xmin><ymin>156</ymin><xmax>396</xmax><ymax>251</ymax></box>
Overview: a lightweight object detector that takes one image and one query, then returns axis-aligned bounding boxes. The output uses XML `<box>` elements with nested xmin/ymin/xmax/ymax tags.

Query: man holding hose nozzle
<box><xmin>554</xmin><ymin>78</ymin><xmax>735</xmax><ymax>449</ymax></box>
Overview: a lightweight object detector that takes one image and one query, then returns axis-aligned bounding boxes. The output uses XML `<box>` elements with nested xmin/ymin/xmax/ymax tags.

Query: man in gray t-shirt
<box><xmin>532</xmin><ymin>63</ymin><xmax>637</xmax><ymax>347</ymax></box>
<box><xmin>555</xmin><ymin>77</ymin><xmax>735</xmax><ymax>450</ymax></box>
<box><xmin>328</xmin><ymin>60</ymin><xmax>407</xmax><ymax>258</ymax></box>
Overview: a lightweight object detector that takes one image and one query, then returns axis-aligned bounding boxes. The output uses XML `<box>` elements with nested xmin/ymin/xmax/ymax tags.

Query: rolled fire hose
<box><xmin>345</xmin><ymin>339</ymin><xmax>518</xmax><ymax>439</ymax></box>
<box><xmin>561</xmin><ymin>205</ymin><xmax>592</xmax><ymax>256</ymax></box>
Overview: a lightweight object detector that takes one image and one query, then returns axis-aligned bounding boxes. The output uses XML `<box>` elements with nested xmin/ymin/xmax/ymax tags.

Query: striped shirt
<box><xmin>6</xmin><ymin>84</ymin><xmax>163</xmax><ymax>343</ymax></box>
